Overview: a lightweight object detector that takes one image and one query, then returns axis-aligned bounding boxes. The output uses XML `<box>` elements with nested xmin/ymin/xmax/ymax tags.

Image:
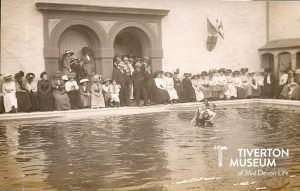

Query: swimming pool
<box><xmin>0</xmin><ymin>103</ymin><xmax>300</xmax><ymax>191</ymax></box>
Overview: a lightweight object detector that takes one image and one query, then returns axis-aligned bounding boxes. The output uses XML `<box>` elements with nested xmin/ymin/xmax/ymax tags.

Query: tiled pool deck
<box><xmin>0</xmin><ymin>99</ymin><xmax>299</xmax><ymax>121</ymax></box>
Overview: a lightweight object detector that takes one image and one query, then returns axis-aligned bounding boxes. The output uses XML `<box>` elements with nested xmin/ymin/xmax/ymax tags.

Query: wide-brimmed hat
<box><xmin>240</xmin><ymin>68</ymin><xmax>248</xmax><ymax>73</ymax></box>
<box><xmin>79</xmin><ymin>78</ymin><xmax>89</xmax><ymax>84</ymax></box>
<box><xmin>63</xmin><ymin>50</ymin><xmax>74</xmax><ymax>56</ymax></box>
<box><xmin>3</xmin><ymin>74</ymin><xmax>12</xmax><ymax>80</ymax></box>
<box><xmin>225</xmin><ymin>69</ymin><xmax>232</xmax><ymax>73</ymax></box>
<box><xmin>233</xmin><ymin>70</ymin><xmax>240</xmax><ymax>74</ymax></box>
<box><xmin>93</xmin><ymin>74</ymin><xmax>101</xmax><ymax>82</ymax></box>
<box><xmin>201</xmin><ymin>71</ymin><xmax>208</xmax><ymax>76</ymax></box>
<box><xmin>135</xmin><ymin>61</ymin><xmax>142</xmax><ymax>68</ymax></box>
<box><xmin>102</xmin><ymin>79</ymin><xmax>111</xmax><ymax>84</ymax></box>
<box><xmin>26</xmin><ymin>73</ymin><xmax>35</xmax><ymax>79</ymax></box>
<box><xmin>191</xmin><ymin>74</ymin><xmax>199</xmax><ymax>79</ymax></box>
<box><xmin>184</xmin><ymin>73</ymin><xmax>192</xmax><ymax>77</ymax></box>
<box><xmin>218</xmin><ymin>68</ymin><xmax>226</xmax><ymax>73</ymax></box>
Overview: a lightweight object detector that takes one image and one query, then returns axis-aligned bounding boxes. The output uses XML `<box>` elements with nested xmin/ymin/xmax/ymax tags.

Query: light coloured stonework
<box><xmin>48</xmin><ymin>19</ymin><xmax>62</xmax><ymax>37</ymax></box>
<box><xmin>97</xmin><ymin>21</ymin><xmax>117</xmax><ymax>33</ymax></box>
<box><xmin>148</xmin><ymin>22</ymin><xmax>159</xmax><ymax>37</ymax></box>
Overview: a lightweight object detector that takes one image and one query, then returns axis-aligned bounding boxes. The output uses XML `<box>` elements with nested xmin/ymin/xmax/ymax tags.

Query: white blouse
<box><xmin>155</xmin><ymin>78</ymin><xmax>166</xmax><ymax>89</ymax></box>
<box><xmin>65</xmin><ymin>81</ymin><xmax>79</xmax><ymax>92</ymax></box>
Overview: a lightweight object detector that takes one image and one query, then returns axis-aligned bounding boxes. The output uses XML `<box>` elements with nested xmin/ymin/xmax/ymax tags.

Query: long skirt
<box><xmin>91</xmin><ymin>94</ymin><xmax>105</xmax><ymax>108</ymax></box>
<box><xmin>16</xmin><ymin>91</ymin><xmax>32</xmax><ymax>112</ymax></box>
<box><xmin>291</xmin><ymin>86</ymin><xmax>300</xmax><ymax>100</ymax></box>
<box><xmin>166</xmin><ymin>88</ymin><xmax>179</xmax><ymax>100</ymax></box>
<box><xmin>183</xmin><ymin>87</ymin><xmax>196</xmax><ymax>102</ymax></box>
<box><xmin>3</xmin><ymin>93</ymin><xmax>18</xmax><ymax>112</ymax></box>
<box><xmin>194</xmin><ymin>88</ymin><xmax>204</xmax><ymax>101</ymax></box>
<box><xmin>38</xmin><ymin>92</ymin><xmax>55</xmax><ymax>111</ymax></box>
<box><xmin>80</xmin><ymin>94</ymin><xmax>91</xmax><ymax>108</ymax></box>
<box><xmin>29</xmin><ymin>92</ymin><xmax>39</xmax><ymax>111</ymax></box>
<box><xmin>243</xmin><ymin>85</ymin><xmax>252</xmax><ymax>97</ymax></box>
<box><xmin>252</xmin><ymin>87</ymin><xmax>261</xmax><ymax>98</ymax></box>
<box><xmin>227</xmin><ymin>84</ymin><xmax>237</xmax><ymax>98</ymax></box>
<box><xmin>52</xmin><ymin>90</ymin><xmax>71</xmax><ymax>110</ymax></box>
<box><xmin>236</xmin><ymin>86</ymin><xmax>246</xmax><ymax>99</ymax></box>
<box><xmin>174</xmin><ymin>86</ymin><xmax>185</xmax><ymax>103</ymax></box>
<box><xmin>281</xmin><ymin>85</ymin><xmax>290</xmax><ymax>99</ymax></box>
<box><xmin>67</xmin><ymin>90</ymin><xmax>81</xmax><ymax>109</ymax></box>
<box><xmin>199</xmin><ymin>86</ymin><xmax>212</xmax><ymax>99</ymax></box>
<box><xmin>152</xmin><ymin>87</ymin><xmax>170</xmax><ymax>104</ymax></box>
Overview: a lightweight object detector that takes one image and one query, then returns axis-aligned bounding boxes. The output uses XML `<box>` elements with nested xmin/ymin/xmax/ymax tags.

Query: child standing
<box><xmin>109</xmin><ymin>80</ymin><xmax>121</xmax><ymax>107</ymax></box>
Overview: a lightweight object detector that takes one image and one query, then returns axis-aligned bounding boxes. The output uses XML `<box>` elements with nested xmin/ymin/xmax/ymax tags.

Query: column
<box><xmin>44</xmin><ymin>47</ymin><xmax>60</xmax><ymax>75</ymax></box>
<box><xmin>150</xmin><ymin>48</ymin><xmax>163</xmax><ymax>72</ymax></box>
<box><xmin>291</xmin><ymin>52</ymin><xmax>297</xmax><ymax>71</ymax></box>
<box><xmin>94</xmin><ymin>48</ymin><xmax>114</xmax><ymax>79</ymax></box>
<box><xmin>274</xmin><ymin>54</ymin><xmax>279</xmax><ymax>80</ymax></box>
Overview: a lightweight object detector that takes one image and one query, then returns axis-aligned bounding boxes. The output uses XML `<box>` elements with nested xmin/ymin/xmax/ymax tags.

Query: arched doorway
<box><xmin>113</xmin><ymin>27</ymin><xmax>152</xmax><ymax>58</ymax></box>
<box><xmin>261</xmin><ymin>53</ymin><xmax>274</xmax><ymax>70</ymax></box>
<box><xmin>58</xmin><ymin>25</ymin><xmax>97</xmax><ymax>73</ymax></box>
<box><xmin>278</xmin><ymin>52</ymin><xmax>291</xmax><ymax>72</ymax></box>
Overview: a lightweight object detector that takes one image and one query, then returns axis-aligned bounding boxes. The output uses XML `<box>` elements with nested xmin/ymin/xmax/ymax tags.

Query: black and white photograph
<box><xmin>1</xmin><ymin>0</ymin><xmax>300</xmax><ymax>190</ymax></box>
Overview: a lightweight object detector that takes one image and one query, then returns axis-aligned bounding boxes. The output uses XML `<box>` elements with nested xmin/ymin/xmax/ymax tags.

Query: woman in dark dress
<box><xmin>173</xmin><ymin>72</ymin><xmax>186</xmax><ymax>103</ymax></box>
<box><xmin>182</xmin><ymin>73</ymin><xmax>196</xmax><ymax>102</ymax></box>
<box><xmin>37</xmin><ymin>72</ymin><xmax>55</xmax><ymax>111</ymax></box>
<box><xmin>15</xmin><ymin>71</ymin><xmax>32</xmax><ymax>112</ymax></box>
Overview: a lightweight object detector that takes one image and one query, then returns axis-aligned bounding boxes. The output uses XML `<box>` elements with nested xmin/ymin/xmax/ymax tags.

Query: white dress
<box><xmin>163</xmin><ymin>77</ymin><xmax>179</xmax><ymax>100</ymax></box>
<box><xmin>2</xmin><ymin>81</ymin><xmax>18</xmax><ymax>112</ymax></box>
<box><xmin>109</xmin><ymin>84</ymin><xmax>121</xmax><ymax>103</ymax></box>
<box><xmin>226</xmin><ymin>75</ymin><xmax>237</xmax><ymax>98</ymax></box>
<box><xmin>191</xmin><ymin>79</ymin><xmax>204</xmax><ymax>101</ymax></box>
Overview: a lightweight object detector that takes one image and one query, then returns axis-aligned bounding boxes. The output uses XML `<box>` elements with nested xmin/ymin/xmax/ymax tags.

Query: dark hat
<box><xmin>191</xmin><ymin>74</ymin><xmax>199</xmax><ymax>79</ymax></box>
<box><xmin>233</xmin><ymin>70</ymin><xmax>240</xmax><ymax>74</ymax></box>
<box><xmin>63</xmin><ymin>50</ymin><xmax>74</xmax><ymax>56</ymax></box>
<box><xmin>200</xmin><ymin>71</ymin><xmax>207</xmax><ymax>76</ymax></box>
<box><xmin>240</xmin><ymin>68</ymin><xmax>248</xmax><ymax>73</ymax></box>
<box><xmin>184</xmin><ymin>73</ymin><xmax>192</xmax><ymax>77</ymax></box>
<box><xmin>219</xmin><ymin>68</ymin><xmax>226</xmax><ymax>73</ymax></box>
<box><xmin>154</xmin><ymin>71</ymin><xmax>163</xmax><ymax>78</ymax></box>
<box><xmin>225</xmin><ymin>69</ymin><xmax>232</xmax><ymax>73</ymax></box>
<box><xmin>26</xmin><ymin>73</ymin><xmax>35</xmax><ymax>79</ymax></box>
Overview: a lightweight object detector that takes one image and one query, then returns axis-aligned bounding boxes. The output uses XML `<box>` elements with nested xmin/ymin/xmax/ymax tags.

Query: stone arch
<box><xmin>49</xmin><ymin>19</ymin><xmax>107</xmax><ymax>48</ymax></box>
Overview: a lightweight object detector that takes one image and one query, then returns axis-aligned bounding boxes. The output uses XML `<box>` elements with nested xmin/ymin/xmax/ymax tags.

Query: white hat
<box><xmin>61</xmin><ymin>75</ymin><xmax>68</xmax><ymax>81</ymax></box>
<box><xmin>3</xmin><ymin>74</ymin><xmax>12</xmax><ymax>80</ymax></box>
<box><xmin>80</xmin><ymin>78</ymin><xmax>89</xmax><ymax>84</ymax></box>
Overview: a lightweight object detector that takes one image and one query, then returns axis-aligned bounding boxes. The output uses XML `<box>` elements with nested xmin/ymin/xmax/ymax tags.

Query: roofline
<box><xmin>35</xmin><ymin>2</ymin><xmax>170</xmax><ymax>16</ymax></box>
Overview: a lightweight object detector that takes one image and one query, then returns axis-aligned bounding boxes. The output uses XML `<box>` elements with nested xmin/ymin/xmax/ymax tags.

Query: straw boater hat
<box><xmin>79</xmin><ymin>78</ymin><xmax>89</xmax><ymax>84</ymax></box>
<box><xmin>102</xmin><ymin>79</ymin><xmax>111</xmax><ymax>84</ymax></box>
<box><xmin>93</xmin><ymin>74</ymin><xmax>101</xmax><ymax>82</ymax></box>
<box><xmin>63</xmin><ymin>50</ymin><xmax>74</xmax><ymax>56</ymax></box>
<box><xmin>3</xmin><ymin>74</ymin><xmax>12</xmax><ymax>80</ymax></box>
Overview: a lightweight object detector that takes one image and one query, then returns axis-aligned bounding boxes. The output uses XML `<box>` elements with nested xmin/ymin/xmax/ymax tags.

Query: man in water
<box><xmin>192</xmin><ymin>99</ymin><xmax>216</xmax><ymax>127</ymax></box>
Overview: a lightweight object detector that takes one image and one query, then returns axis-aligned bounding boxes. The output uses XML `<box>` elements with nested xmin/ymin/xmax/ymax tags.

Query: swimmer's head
<box><xmin>203</xmin><ymin>99</ymin><xmax>210</xmax><ymax>107</ymax></box>
<box><xmin>210</xmin><ymin>104</ymin><xmax>216</xmax><ymax>111</ymax></box>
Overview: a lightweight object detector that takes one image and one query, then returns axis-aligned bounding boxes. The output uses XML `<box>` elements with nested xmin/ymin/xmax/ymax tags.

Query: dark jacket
<box><xmin>132</xmin><ymin>69</ymin><xmax>146</xmax><ymax>89</ymax></box>
<box><xmin>144</xmin><ymin>70</ymin><xmax>155</xmax><ymax>87</ymax></box>
<box><xmin>112</xmin><ymin>68</ymin><xmax>130</xmax><ymax>89</ymax></box>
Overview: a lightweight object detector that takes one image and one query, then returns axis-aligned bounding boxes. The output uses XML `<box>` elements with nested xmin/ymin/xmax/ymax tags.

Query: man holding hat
<box><xmin>132</xmin><ymin>61</ymin><xmax>149</xmax><ymax>106</ymax></box>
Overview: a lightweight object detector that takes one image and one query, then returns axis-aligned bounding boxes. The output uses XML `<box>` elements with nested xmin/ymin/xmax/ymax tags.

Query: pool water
<box><xmin>0</xmin><ymin>104</ymin><xmax>300</xmax><ymax>191</ymax></box>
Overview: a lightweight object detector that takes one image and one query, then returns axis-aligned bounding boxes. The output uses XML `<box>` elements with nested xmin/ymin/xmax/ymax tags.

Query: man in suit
<box><xmin>112</xmin><ymin>62</ymin><xmax>130</xmax><ymax>106</ymax></box>
<box><xmin>132</xmin><ymin>61</ymin><xmax>149</xmax><ymax>106</ymax></box>
<box><xmin>263</xmin><ymin>68</ymin><xmax>276</xmax><ymax>98</ymax></box>
<box><xmin>144</xmin><ymin>64</ymin><xmax>155</xmax><ymax>104</ymax></box>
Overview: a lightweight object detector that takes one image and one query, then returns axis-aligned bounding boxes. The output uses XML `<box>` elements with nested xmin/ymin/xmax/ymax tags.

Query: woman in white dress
<box><xmin>191</xmin><ymin>74</ymin><xmax>204</xmax><ymax>101</ymax></box>
<box><xmin>2</xmin><ymin>74</ymin><xmax>18</xmax><ymax>113</ymax></box>
<box><xmin>163</xmin><ymin>72</ymin><xmax>179</xmax><ymax>103</ymax></box>
<box><xmin>90</xmin><ymin>74</ymin><xmax>105</xmax><ymax>109</ymax></box>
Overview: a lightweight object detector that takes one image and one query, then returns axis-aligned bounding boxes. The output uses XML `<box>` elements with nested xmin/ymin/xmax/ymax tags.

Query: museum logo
<box><xmin>214</xmin><ymin>145</ymin><xmax>289</xmax><ymax>176</ymax></box>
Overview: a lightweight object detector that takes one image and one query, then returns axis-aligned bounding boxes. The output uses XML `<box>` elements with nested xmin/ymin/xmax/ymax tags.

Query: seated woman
<box><xmin>233</xmin><ymin>71</ymin><xmax>246</xmax><ymax>99</ymax></box>
<box><xmin>182</xmin><ymin>73</ymin><xmax>196</xmax><ymax>102</ymax></box>
<box><xmin>164</xmin><ymin>72</ymin><xmax>179</xmax><ymax>103</ymax></box>
<box><xmin>15</xmin><ymin>71</ymin><xmax>32</xmax><ymax>112</ymax></box>
<box><xmin>51</xmin><ymin>71</ymin><xmax>71</xmax><ymax>111</ymax></box>
<box><xmin>109</xmin><ymin>80</ymin><xmax>121</xmax><ymax>107</ymax></box>
<box><xmin>65</xmin><ymin>73</ymin><xmax>81</xmax><ymax>109</ymax></box>
<box><xmin>281</xmin><ymin>70</ymin><xmax>296</xmax><ymax>99</ymax></box>
<box><xmin>213</xmin><ymin>71</ymin><xmax>224</xmax><ymax>100</ymax></box>
<box><xmin>2</xmin><ymin>74</ymin><xmax>18</xmax><ymax>113</ymax></box>
<box><xmin>197</xmin><ymin>71</ymin><xmax>212</xmax><ymax>100</ymax></box>
<box><xmin>37</xmin><ymin>72</ymin><xmax>55</xmax><ymax>111</ymax></box>
<box><xmin>172</xmin><ymin>70</ymin><xmax>186</xmax><ymax>103</ymax></box>
<box><xmin>79</xmin><ymin>78</ymin><xmax>91</xmax><ymax>108</ymax></box>
<box><xmin>25</xmin><ymin>73</ymin><xmax>39</xmax><ymax>111</ymax></box>
<box><xmin>90</xmin><ymin>74</ymin><xmax>105</xmax><ymax>109</ymax></box>
<box><xmin>191</xmin><ymin>74</ymin><xmax>204</xmax><ymax>102</ymax></box>
<box><xmin>152</xmin><ymin>71</ymin><xmax>170</xmax><ymax>104</ymax></box>
<box><xmin>291</xmin><ymin>69</ymin><xmax>300</xmax><ymax>100</ymax></box>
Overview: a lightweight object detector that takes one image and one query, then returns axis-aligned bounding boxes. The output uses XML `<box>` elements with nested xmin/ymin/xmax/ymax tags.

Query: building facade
<box><xmin>1</xmin><ymin>0</ymin><xmax>300</xmax><ymax>78</ymax></box>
